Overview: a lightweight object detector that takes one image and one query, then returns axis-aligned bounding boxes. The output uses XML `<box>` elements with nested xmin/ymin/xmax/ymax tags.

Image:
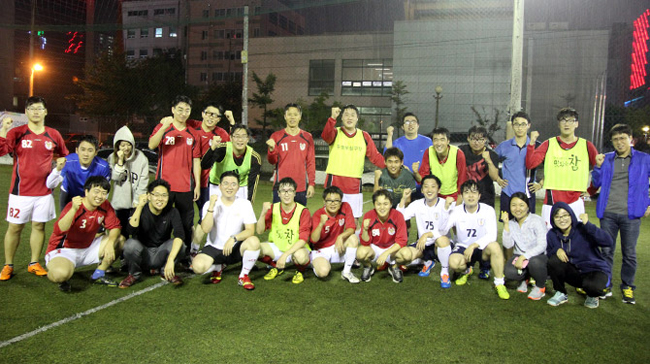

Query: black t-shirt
<box><xmin>459</xmin><ymin>144</ymin><xmax>498</xmax><ymax>207</ymax></box>
<box><xmin>126</xmin><ymin>204</ymin><xmax>185</xmax><ymax>247</ymax></box>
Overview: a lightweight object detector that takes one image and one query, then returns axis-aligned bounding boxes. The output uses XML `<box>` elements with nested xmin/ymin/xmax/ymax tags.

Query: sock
<box><xmin>295</xmin><ymin>263</ymin><xmax>308</xmax><ymax>273</ymax></box>
<box><xmin>259</xmin><ymin>255</ymin><xmax>276</xmax><ymax>268</ymax></box>
<box><xmin>5</xmin><ymin>264</ymin><xmax>14</xmax><ymax>268</ymax></box>
<box><xmin>28</xmin><ymin>261</ymin><xmax>38</xmax><ymax>266</ymax></box>
<box><xmin>438</xmin><ymin>245</ymin><xmax>451</xmax><ymax>276</ymax></box>
<box><xmin>240</xmin><ymin>250</ymin><xmax>260</xmax><ymax>278</ymax></box>
<box><xmin>343</xmin><ymin>247</ymin><xmax>357</xmax><ymax>274</ymax></box>
<box><xmin>91</xmin><ymin>269</ymin><xmax>105</xmax><ymax>280</ymax></box>
<box><xmin>190</xmin><ymin>242</ymin><xmax>200</xmax><ymax>253</ymax></box>
<box><xmin>494</xmin><ymin>277</ymin><xmax>505</xmax><ymax>286</ymax></box>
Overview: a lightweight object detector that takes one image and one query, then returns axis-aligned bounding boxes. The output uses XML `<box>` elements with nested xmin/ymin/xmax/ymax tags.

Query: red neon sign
<box><xmin>630</xmin><ymin>9</ymin><xmax>650</xmax><ymax>90</ymax></box>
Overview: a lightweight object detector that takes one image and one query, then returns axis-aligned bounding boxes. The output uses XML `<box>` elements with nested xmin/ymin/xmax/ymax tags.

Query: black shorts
<box><xmin>199</xmin><ymin>242</ymin><xmax>244</xmax><ymax>265</ymax></box>
<box><xmin>451</xmin><ymin>245</ymin><xmax>484</xmax><ymax>265</ymax></box>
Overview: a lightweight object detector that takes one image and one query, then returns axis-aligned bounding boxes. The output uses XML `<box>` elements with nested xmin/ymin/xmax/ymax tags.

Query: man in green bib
<box><xmin>256</xmin><ymin>177</ymin><xmax>312</xmax><ymax>284</ymax></box>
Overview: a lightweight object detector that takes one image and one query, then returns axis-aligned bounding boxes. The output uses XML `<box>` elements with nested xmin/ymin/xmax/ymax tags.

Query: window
<box><xmin>213</xmin><ymin>50</ymin><xmax>223</xmax><ymax>60</ymax></box>
<box><xmin>153</xmin><ymin>48</ymin><xmax>163</xmax><ymax>56</ymax></box>
<box><xmin>309</xmin><ymin>59</ymin><xmax>335</xmax><ymax>96</ymax></box>
<box><xmin>213</xmin><ymin>72</ymin><xmax>223</xmax><ymax>81</ymax></box>
<box><xmin>268</xmin><ymin>31</ymin><xmax>276</xmax><ymax>36</ymax></box>
<box><xmin>253</xmin><ymin>28</ymin><xmax>260</xmax><ymax>37</ymax></box>
<box><xmin>155</xmin><ymin>28</ymin><xmax>163</xmax><ymax>38</ymax></box>
<box><xmin>140</xmin><ymin>28</ymin><xmax>149</xmax><ymax>38</ymax></box>
<box><xmin>357</xmin><ymin>107</ymin><xmax>392</xmax><ymax>133</ymax></box>
<box><xmin>200</xmin><ymin>73</ymin><xmax>208</xmax><ymax>82</ymax></box>
<box><xmin>126</xmin><ymin>50</ymin><xmax>135</xmax><ymax>60</ymax></box>
<box><xmin>139</xmin><ymin>49</ymin><xmax>148</xmax><ymax>59</ymax></box>
<box><xmin>269</xmin><ymin>12</ymin><xmax>277</xmax><ymax>25</ymax></box>
<box><xmin>215</xmin><ymin>9</ymin><xmax>226</xmax><ymax>18</ymax></box>
<box><xmin>201</xmin><ymin>30</ymin><xmax>208</xmax><ymax>40</ymax></box>
<box><xmin>154</xmin><ymin>8</ymin><xmax>175</xmax><ymax>16</ymax></box>
<box><xmin>279</xmin><ymin>15</ymin><xmax>288</xmax><ymax>29</ymax></box>
<box><xmin>200</xmin><ymin>51</ymin><xmax>208</xmax><ymax>61</ymax></box>
<box><xmin>224</xmin><ymin>51</ymin><xmax>231</xmax><ymax>60</ymax></box>
<box><xmin>127</xmin><ymin>29</ymin><xmax>135</xmax><ymax>39</ymax></box>
<box><xmin>226</xmin><ymin>8</ymin><xmax>233</xmax><ymax>17</ymax></box>
<box><xmin>214</xmin><ymin>29</ymin><xmax>224</xmax><ymax>39</ymax></box>
<box><xmin>289</xmin><ymin>21</ymin><xmax>296</xmax><ymax>33</ymax></box>
<box><xmin>254</xmin><ymin>7</ymin><xmax>261</xmax><ymax>15</ymax></box>
<box><xmin>237</xmin><ymin>7</ymin><xmax>244</xmax><ymax>17</ymax></box>
<box><xmin>236</xmin><ymin>51</ymin><xmax>241</xmax><ymax>59</ymax></box>
<box><xmin>341</xmin><ymin>59</ymin><xmax>393</xmax><ymax>96</ymax></box>
<box><xmin>127</xmin><ymin>10</ymin><xmax>148</xmax><ymax>17</ymax></box>
<box><xmin>169</xmin><ymin>27</ymin><xmax>177</xmax><ymax>37</ymax></box>
<box><xmin>202</xmin><ymin>10</ymin><xmax>209</xmax><ymax>18</ymax></box>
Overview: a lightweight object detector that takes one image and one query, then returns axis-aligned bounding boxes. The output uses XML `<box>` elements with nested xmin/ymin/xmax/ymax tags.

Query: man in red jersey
<box><xmin>322</xmin><ymin>105</ymin><xmax>385</xmax><ymax>222</ymax></box>
<box><xmin>149</xmin><ymin>96</ymin><xmax>201</xmax><ymax>258</ymax></box>
<box><xmin>45</xmin><ymin>176</ymin><xmax>122</xmax><ymax>292</ymax></box>
<box><xmin>266</xmin><ymin>103</ymin><xmax>316</xmax><ymax>206</ymax></box>
<box><xmin>0</xmin><ymin>96</ymin><xmax>68</xmax><ymax>281</ymax></box>
<box><xmin>310</xmin><ymin>186</ymin><xmax>359</xmax><ymax>283</ymax></box>
<box><xmin>356</xmin><ymin>189</ymin><xmax>408</xmax><ymax>283</ymax></box>
<box><xmin>525</xmin><ymin>107</ymin><xmax>598</xmax><ymax>228</ymax></box>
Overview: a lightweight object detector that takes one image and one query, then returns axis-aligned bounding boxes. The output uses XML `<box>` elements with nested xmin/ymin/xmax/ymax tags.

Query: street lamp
<box><xmin>433</xmin><ymin>85</ymin><xmax>443</xmax><ymax>129</ymax></box>
<box><xmin>643</xmin><ymin>125</ymin><xmax>649</xmax><ymax>142</ymax></box>
<box><xmin>29</xmin><ymin>63</ymin><xmax>43</xmax><ymax>97</ymax></box>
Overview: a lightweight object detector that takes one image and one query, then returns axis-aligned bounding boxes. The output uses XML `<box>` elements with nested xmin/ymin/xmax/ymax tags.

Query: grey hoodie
<box><xmin>108</xmin><ymin>126</ymin><xmax>150</xmax><ymax>210</ymax></box>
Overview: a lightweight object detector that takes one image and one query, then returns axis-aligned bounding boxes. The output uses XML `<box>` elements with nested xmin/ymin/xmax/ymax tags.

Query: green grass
<box><xmin>1</xmin><ymin>164</ymin><xmax>649</xmax><ymax>363</ymax></box>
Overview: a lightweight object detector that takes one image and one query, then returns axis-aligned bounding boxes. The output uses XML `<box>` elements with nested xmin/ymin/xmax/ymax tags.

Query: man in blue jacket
<box><xmin>592</xmin><ymin>124</ymin><xmax>650</xmax><ymax>305</ymax></box>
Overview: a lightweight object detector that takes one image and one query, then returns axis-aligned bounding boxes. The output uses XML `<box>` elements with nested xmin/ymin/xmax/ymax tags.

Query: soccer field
<box><xmin>0</xmin><ymin>164</ymin><xmax>649</xmax><ymax>363</ymax></box>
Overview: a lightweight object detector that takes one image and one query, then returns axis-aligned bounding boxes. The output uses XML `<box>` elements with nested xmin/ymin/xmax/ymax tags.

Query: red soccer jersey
<box><xmin>150</xmin><ymin>123</ymin><xmax>201</xmax><ymax>192</ymax></box>
<box><xmin>193</xmin><ymin>124</ymin><xmax>230</xmax><ymax>188</ymax></box>
<box><xmin>264</xmin><ymin>204</ymin><xmax>312</xmax><ymax>242</ymax></box>
<box><xmin>310</xmin><ymin>202</ymin><xmax>356</xmax><ymax>250</ymax></box>
<box><xmin>360</xmin><ymin>209</ymin><xmax>408</xmax><ymax>249</ymax></box>
<box><xmin>0</xmin><ymin>125</ymin><xmax>68</xmax><ymax>196</ymax></box>
<box><xmin>46</xmin><ymin>200</ymin><xmax>120</xmax><ymax>253</ymax></box>
<box><xmin>267</xmin><ymin>129</ymin><xmax>316</xmax><ymax>193</ymax></box>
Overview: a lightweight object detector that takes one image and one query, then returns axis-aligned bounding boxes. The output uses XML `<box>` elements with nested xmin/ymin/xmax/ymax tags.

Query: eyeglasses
<box><xmin>469</xmin><ymin>137</ymin><xmax>485</xmax><ymax>142</ymax></box>
<box><xmin>204</xmin><ymin>111</ymin><xmax>221</xmax><ymax>118</ymax></box>
<box><xmin>325</xmin><ymin>199</ymin><xmax>341</xmax><ymax>204</ymax></box>
<box><xmin>150</xmin><ymin>193</ymin><xmax>169</xmax><ymax>199</ymax></box>
<box><xmin>512</xmin><ymin>122</ymin><xmax>528</xmax><ymax>128</ymax></box>
<box><xmin>27</xmin><ymin>107</ymin><xmax>45</xmax><ymax>111</ymax></box>
<box><xmin>554</xmin><ymin>213</ymin><xmax>571</xmax><ymax>220</ymax></box>
<box><xmin>403</xmin><ymin>120</ymin><xmax>417</xmax><ymax>125</ymax></box>
<box><xmin>232</xmin><ymin>134</ymin><xmax>248</xmax><ymax>140</ymax></box>
<box><xmin>611</xmin><ymin>136</ymin><xmax>629</xmax><ymax>143</ymax></box>
<box><xmin>559</xmin><ymin>118</ymin><xmax>577</xmax><ymax>124</ymax></box>
<box><xmin>278</xmin><ymin>189</ymin><xmax>295</xmax><ymax>195</ymax></box>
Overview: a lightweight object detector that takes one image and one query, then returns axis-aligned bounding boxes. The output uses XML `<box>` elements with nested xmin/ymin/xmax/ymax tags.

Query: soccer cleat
<box><xmin>93</xmin><ymin>276</ymin><xmax>118</xmax><ymax>287</ymax></box>
<box><xmin>584</xmin><ymin>296</ymin><xmax>599</xmax><ymax>309</ymax></box>
<box><xmin>264</xmin><ymin>268</ymin><xmax>284</xmax><ymax>281</ymax></box>
<box><xmin>209</xmin><ymin>270</ymin><xmax>223</xmax><ymax>284</ymax></box>
<box><xmin>455</xmin><ymin>267</ymin><xmax>473</xmax><ymax>286</ymax></box>
<box><xmin>341</xmin><ymin>271</ymin><xmax>360</xmax><ymax>284</ymax></box>
<box><xmin>495</xmin><ymin>284</ymin><xmax>510</xmax><ymax>300</ymax></box>
<box><xmin>119</xmin><ymin>274</ymin><xmax>138</xmax><ymax>289</ymax></box>
<box><xmin>547</xmin><ymin>291</ymin><xmax>569</xmax><ymax>307</ymax></box>
<box><xmin>388</xmin><ymin>264</ymin><xmax>403</xmax><ymax>283</ymax></box>
<box><xmin>599</xmin><ymin>287</ymin><xmax>613</xmax><ymax>300</ymax></box>
<box><xmin>0</xmin><ymin>265</ymin><xmax>14</xmax><ymax>281</ymax></box>
<box><xmin>440</xmin><ymin>274</ymin><xmax>451</xmax><ymax>289</ymax></box>
<box><xmin>59</xmin><ymin>280</ymin><xmax>72</xmax><ymax>292</ymax></box>
<box><xmin>621</xmin><ymin>287</ymin><xmax>635</xmax><ymax>305</ymax></box>
<box><xmin>478</xmin><ymin>269</ymin><xmax>490</xmax><ymax>280</ymax></box>
<box><xmin>376</xmin><ymin>262</ymin><xmax>388</xmax><ymax>271</ymax></box>
<box><xmin>28</xmin><ymin>262</ymin><xmax>48</xmax><ymax>276</ymax></box>
<box><xmin>418</xmin><ymin>260</ymin><xmax>436</xmax><ymax>277</ymax></box>
<box><xmin>168</xmin><ymin>275</ymin><xmax>184</xmax><ymax>286</ymax></box>
<box><xmin>238</xmin><ymin>275</ymin><xmax>255</xmax><ymax>290</ymax></box>
<box><xmin>361</xmin><ymin>266</ymin><xmax>375</xmax><ymax>282</ymax></box>
<box><xmin>528</xmin><ymin>286</ymin><xmax>546</xmax><ymax>301</ymax></box>
<box><xmin>516</xmin><ymin>280</ymin><xmax>528</xmax><ymax>293</ymax></box>
<box><xmin>292</xmin><ymin>271</ymin><xmax>304</xmax><ymax>284</ymax></box>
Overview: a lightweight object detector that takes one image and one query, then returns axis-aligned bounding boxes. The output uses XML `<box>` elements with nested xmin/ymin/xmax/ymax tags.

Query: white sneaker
<box><xmin>516</xmin><ymin>280</ymin><xmax>528</xmax><ymax>293</ymax></box>
<box><xmin>341</xmin><ymin>271</ymin><xmax>360</xmax><ymax>284</ymax></box>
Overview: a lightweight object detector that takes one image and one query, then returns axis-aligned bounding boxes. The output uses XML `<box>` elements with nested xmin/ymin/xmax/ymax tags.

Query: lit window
<box><xmin>155</xmin><ymin>28</ymin><xmax>163</xmax><ymax>38</ymax></box>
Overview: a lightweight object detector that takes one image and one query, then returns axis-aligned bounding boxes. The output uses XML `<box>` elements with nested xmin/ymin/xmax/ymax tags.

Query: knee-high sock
<box><xmin>240</xmin><ymin>250</ymin><xmax>260</xmax><ymax>278</ymax></box>
<box><xmin>438</xmin><ymin>245</ymin><xmax>451</xmax><ymax>276</ymax></box>
<box><xmin>343</xmin><ymin>247</ymin><xmax>358</xmax><ymax>274</ymax></box>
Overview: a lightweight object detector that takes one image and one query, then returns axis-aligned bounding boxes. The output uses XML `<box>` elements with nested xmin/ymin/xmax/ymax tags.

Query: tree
<box><xmin>390</xmin><ymin>80</ymin><xmax>410</xmax><ymax>136</ymax></box>
<box><xmin>470</xmin><ymin>106</ymin><xmax>503</xmax><ymax>142</ymax></box>
<box><xmin>248</xmin><ymin>72</ymin><xmax>277</xmax><ymax>133</ymax></box>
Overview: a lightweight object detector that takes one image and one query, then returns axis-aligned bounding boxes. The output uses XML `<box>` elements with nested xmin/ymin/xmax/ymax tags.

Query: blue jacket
<box><xmin>591</xmin><ymin>148</ymin><xmax>650</xmax><ymax>219</ymax></box>
<box><xmin>546</xmin><ymin>202</ymin><xmax>613</xmax><ymax>276</ymax></box>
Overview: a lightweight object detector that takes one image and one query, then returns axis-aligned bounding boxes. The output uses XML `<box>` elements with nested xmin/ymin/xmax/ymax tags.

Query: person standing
<box><xmin>591</xmin><ymin>124</ymin><xmax>650</xmax><ymax>304</ymax></box>
<box><xmin>0</xmin><ymin>97</ymin><xmax>68</xmax><ymax>281</ymax></box>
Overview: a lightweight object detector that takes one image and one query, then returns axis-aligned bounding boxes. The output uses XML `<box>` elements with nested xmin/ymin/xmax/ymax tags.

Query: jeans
<box><xmin>600</xmin><ymin>212</ymin><xmax>641</xmax><ymax>290</ymax></box>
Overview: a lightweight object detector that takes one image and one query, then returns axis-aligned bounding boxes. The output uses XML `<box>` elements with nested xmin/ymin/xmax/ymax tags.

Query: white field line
<box><xmin>0</xmin><ymin>280</ymin><xmax>168</xmax><ymax>349</ymax></box>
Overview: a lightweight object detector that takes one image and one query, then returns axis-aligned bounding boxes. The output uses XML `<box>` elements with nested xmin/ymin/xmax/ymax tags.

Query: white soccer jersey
<box><xmin>397</xmin><ymin>197</ymin><xmax>451</xmax><ymax>246</ymax></box>
<box><xmin>203</xmin><ymin>197</ymin><xmax>257</xmax><ymax>249</ymax></box>
<box><xmin>441</xmin><ymin>203</ymin><xmax>497</xmax><ymax>249</ymax></box>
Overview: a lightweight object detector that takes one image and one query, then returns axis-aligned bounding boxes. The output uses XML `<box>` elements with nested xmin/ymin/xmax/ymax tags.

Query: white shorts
<box><xmin>209</xmin><ymin>183</ymin><xmax>248</xmax><ymax>201</ymax></box>
<box><xmin>264</xmin><ymin>242</ymin><xmax>295</xmax><ymax>264</ymax></box>
<box><xmin>342</xmin><ymin>193</ymin><xmax>363</xmax><ymax>218</ymax></box>
<box><xmin>6</xmin><ymin>194</ymin><xmax>56</xmax><ymax>224</ymax></box>
<box><xmin>542</xmin><ymin>199</ymin><xmax>585</xmax><ymax>230</ymax></box>
<box><xmin>311</xmin><ymin>245</ymin><xmax>346</xmax><ymax>264</ymax></box>
<box><xmin>370</xmin><ymin>244</ymin><xmax>395</xmax><ymax>265</ymax></box>
<box><xmin>45</xmin><ymin>236</ymin><xmax>103</xmax><ymax>268</ymax></box>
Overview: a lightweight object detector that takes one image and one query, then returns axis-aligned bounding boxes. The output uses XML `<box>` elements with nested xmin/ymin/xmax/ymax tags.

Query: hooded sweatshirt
<box><xmin>108</xmin><ymin>126</ymin><xmax>150</xmax><ymax>210</ymax></box>
<box><xmin>546</xmin><ymin>202</ymin><xmax>613</xmax><ymax>276</ymax></box>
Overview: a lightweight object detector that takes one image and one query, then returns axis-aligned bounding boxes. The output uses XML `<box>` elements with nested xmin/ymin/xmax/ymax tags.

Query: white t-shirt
<box><xmin>202</xmin><ymin>197</ymin><xmax>257</xmax><ymax>250</ymax></box>
<box><xmin>397</xmin><ymin>197</ymin><xmax>452</xmax><ymax>246</ymax></box>
<box><xmin>441</xmin><ymin>203</ymin><xmax>497</xmax><ymax>249</ymax></box>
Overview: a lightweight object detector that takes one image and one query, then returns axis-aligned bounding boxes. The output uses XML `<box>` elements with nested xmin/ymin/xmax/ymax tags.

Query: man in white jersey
<box><xmin>191</xmin><ymin>171</ymin><xmax>261</xmax><ymax>290</ymax></box>
<box><xmin>396</xmin><ymin>174</ymin><xmax>454</xmax><ymax>288</ymax></box>
<box><xmin>441</xmin><ymin>180</ymin><xmax>509</xmax><ymax>299</ymax></box>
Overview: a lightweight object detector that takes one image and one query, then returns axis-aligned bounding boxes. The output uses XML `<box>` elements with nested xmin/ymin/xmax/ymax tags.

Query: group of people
<box><xmin>1</xmin><ymin>96</ymin><xmax>648</xmax><ymax>309</ymax></box>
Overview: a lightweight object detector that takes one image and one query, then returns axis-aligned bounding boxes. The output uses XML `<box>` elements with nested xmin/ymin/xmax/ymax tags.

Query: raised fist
<box><xmin>266</xmin><ymin>138</ymin><xmax>276</xmax><ymax>151</ymax></box>
<box><xmin>386</xmin><ymin>126</ymin><xmax>394</xmax><ymax>135</ymax></box>
<box><xmin>331</xmin><ymin>107</ymin><xmax>341</xmax><ymax>120</ymax></box>
<box><xmin>224</xmin><ymin>110</ymin><xmax>235</xmax><ymax>125</ymax></box>
<box><xmin>55</xmin><ymin>157</ymin><xmax>66</xmax><ymax>171</ymax></box>
<box><xmin>402</xmin><ymin>188</ymin><xmax>412</xmax><ymax>199</ymax></box>
<box><xmin>1</xmin><ymin>117</ymin><xmax>13</xmax><ymax>132</ymax></box>
<box><xmin>500</xmin><ymin>210</ymin><xmax>509</xmax><ymax>224</ymax></box>
<box><xmin>595</xmin><ymin>154</ymin><xmax>605</xmax><ymax>168</ymax></box>
<box><xmin>530</xmin><ymin>131</ymin><xmax>539</xmax><ymax>144</ymax></box>
<box><xmin>411</xmin><ymin>161</ymin><xmax>420</xmax><ymax>173</ymax></box>
<box><xmin>209</xmin><ymin>194</ymin><xmax>220</xmax><ymax>205</ymax></box>
<box><xmin>362</xmin><ymin>218</ymin><xmax>371</xmax><ymax>230</ymax></box>
<box><xmin>160</xmin><ymin>116</ymin><xmax>174</xmax><ymax>128</ymax></box>
<box><xmin>262</xmin><ymin>202</ymin><xmax>272</xmax><ymax>212</ymax></box>
<box><xmin>579</xmin><ymin>213</ymin><xmax>588</xmax><ymax>224</ymax></box>
<box><xmin>138</xmin><ymin>194</ymin><xmax>148</xmax><ymax>206</ymax></box>
<box><xmin>320</xmin><ymin>214</ymin><xmax>329</xmax><ymax>225</ymax></box>
<box><xmin>71</xmin><ymin>196</ymin><xmax>83</xmax><ymax>210</ymax></box>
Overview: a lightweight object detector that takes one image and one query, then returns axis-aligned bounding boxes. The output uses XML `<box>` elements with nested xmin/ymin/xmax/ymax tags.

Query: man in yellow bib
<box><xmin>322</xmin><ymin>105</ymin><xmax>386</xmax><ymax>220</ymax></box>
<box><xmin>256</xmin><ymin>177</ymin><xmax>312</xmax><ymax>284</ymax></box>
<box><xmin>525</xmin><ymin>108</ymin><xmax>598</xmax><ymax>227</ymax></box>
